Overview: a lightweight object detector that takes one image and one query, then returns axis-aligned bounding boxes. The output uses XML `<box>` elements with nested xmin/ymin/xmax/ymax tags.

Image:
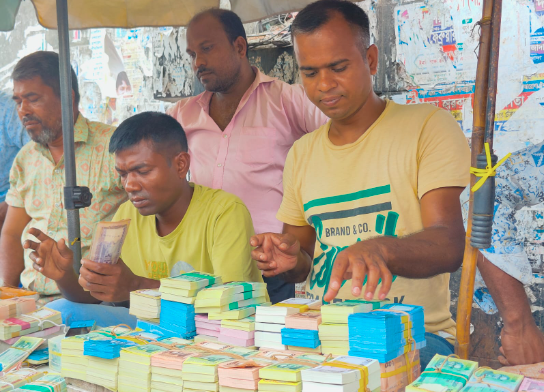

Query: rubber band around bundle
<box><xmin>324</xmin><ymin>361</ymin><xmax>370</xmax><ymax>392</ymax></box>
<box><xmin>18</xmin><ymin>315</ymin><xmax>68</xmax><ymax>335</ymax></box>
<box><xmin>0</xmin><ymin>380</ymin><xmax>16</xmax><ymax>390</ymax></box>
<box><xmin>468</xmin><ymin>367</ymin><xmax>518</xmax><ymax>392</ymax></box>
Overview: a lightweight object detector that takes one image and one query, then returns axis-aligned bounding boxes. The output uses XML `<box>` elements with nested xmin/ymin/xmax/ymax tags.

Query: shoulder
<box><xmin>86</xmin><ymin>118</ymin><xmax>116</xmax><ymax>137</ymax></box>
<box><xmin>291</xmin><ymin>121</ymin><xmax>330</xmax><ymax>152</ymax></box>
<box><xmin>388</xmin><ymin>101</ymin><xmax>443</xmax><ymax>121</ymax></box>
<box><xmin>194</xmin><ymin>184</ymin><xmax>249</xmax><ymax>214</ymax></box>
<box><xmin>167</xmin><ymin>95</ymin><xmax>202</xmax><ymax>117</ymax></box>
<box><xmin>13</xmin><ymin>142</ymin><xmax>37</xmax><ymax>164</ymax></box>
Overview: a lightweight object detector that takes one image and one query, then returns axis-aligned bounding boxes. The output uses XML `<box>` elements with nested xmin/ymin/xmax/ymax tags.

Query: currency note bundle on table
<box><xmin>118</xmin><ymin>343</ymin><xmax>169</xmax><ymax>392</ymax></box>
<box><xmin>518</xmin><ymin>377</ymin><xmax>544</xmax><ymax>392</ymax></box>
<box><xmin>181</xmin><ymin>354</ymin><xmax>234</xmax><ymax>392</ymax></box>
<box><xmin>258</xmin><ymin>361</ymin><xmax>317</xmax><ymax>392</ymax></box>
<box><xmin>195</xmin><ymin>282</ymin><xmax>268</xmax><ymax>314</ymax></box>
<box><xmin>218</xmin><ymin>359</ymin><xmax>270</xmax><ymax>392</ymax></box>
<box><xmin>48</xmin><ymin>335</ymin><xmax>63</xmax><ymax>373</ymax></box>
<box><xmin>348</xmin><ymin>303</ymin><xmax>426</xmax><ymax>362</ymax></box>
<box><xmin>129</xmin><ymin>289</ymin><xmax>161</xmax><ymax>322</ymax></box>
<box><xmin>0</xmin><ymin>368</ymin><xmax>44</xmax><ymax>391</ymax></box>
<box><xmin>195</xmin><ymin>314</ymin><xmax>222</xmax><ymax>340</ymax></box>
<box><xmin>218</xmin><ymin>317</ymin><xmax>256</xmax><ymax>347</ymax></box>
<box><xmin>0</xmin><ymin>297</ymin><xmax>36</xmax><ymax>320</ymax></box>
<box><xmin>255</xmin><ymin>298</ymin><xmax>320</xmax><ymax>351</ymax></box>
<box><xmin>151</xmin><ymin>349</ymin><xmax>198</xmax><ymax>392</ymax></box>
<box><xmin>282</xmin><ymin>310</ymin><xmax>322</xmax><ymax>354</ymax></box>
<box><xmin>459</xmin><ymin>368</ymin><xmax>524</xmax><ymax>392</ymax></box>
<box><xmin>18</xmin><ymin>374</ymin><xmax>68</xmax><ymax>392</ymax></box>
<box><xmin>407</xmin><ymin>354</ymin><xmax>478</xmax><ymax>392</ymax></box>
<box><xmin>0</xmin><ymin>336</ymin><xmax>43</xmax><ymax>373</ymax></box>
<box><xmin>380</xmin><ymin>349</ymin><xmax>421</xmax><ymax>392</ymax></box>
<box><xmin>0</xmin><ymin>307</ymin><xmax>62</xmax><ymax>340</ymax></box>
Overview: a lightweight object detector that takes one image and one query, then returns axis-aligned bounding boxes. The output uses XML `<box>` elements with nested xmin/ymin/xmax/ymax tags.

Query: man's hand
<box><xmin>24</xmin><ymin>228</ymin><xmax>74</xmax><ymax>281</ymax></box>
<box><xmin>250</xmin><ymin>233</ymin><xmax>300</xmax><ymax>277</ymax></box>
<box><xmin>325</xmin><ymin>240</ymin><xmax>393</xmax><ymax>303</ymax></box>
<box><xmin>499</xmin><ymin>319</ymin><xmax>544</xmax><ymax>366</ymax></box>
<box><xmin>78</xmin><ymin>258</ymin><xmax>144</xmax><ymax>303</ymax></box>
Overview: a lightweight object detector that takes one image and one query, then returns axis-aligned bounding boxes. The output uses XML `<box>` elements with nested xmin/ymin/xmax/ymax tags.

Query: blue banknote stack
<box><xmin>280</xmin><ymin>328</ymin><xmax>321</xmax><ymax>349</ymax></box>
<box><xmin>348</xmin><ymin>303</ymin><xmax>426</xmax><ymax>363</ymax></box>
<box><xmin>159</xmin><ymin>299</ymin><xmax>196</xmax><ymax>339</ymax></box>
<box><xmin>83</xmin><ymin>338</ymin><xmax>138</xmax><ymax>359</ymax></box>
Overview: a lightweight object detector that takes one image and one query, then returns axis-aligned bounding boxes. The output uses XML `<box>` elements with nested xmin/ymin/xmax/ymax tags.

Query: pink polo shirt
<box><xmin>168</xmin><ymin>68</ymin><xmax>328</xmax><ymax>234</ymax></box>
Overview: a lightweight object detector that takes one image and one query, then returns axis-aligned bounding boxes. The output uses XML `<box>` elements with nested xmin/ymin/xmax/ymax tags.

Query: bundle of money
<box><xmin>129</xmin><ymin>289</ymin><xmax>161</xmax><ymax>322</ymax></box>
<box><xmin>407</xmin><ymin>354</ymin><xmax>478</xmax><ymax>392</ymax></box>
<box><xmin>160</xmin><ymin>300</ymin><xmax>196</xmax><ymax>339</ymax></box>
<box><xmin>281</xmin><ymin>328</ymin><xmax>320</xmax><ymax>349</ymax></box>
<box><xmin>348</xmin><ymin>304</ymin><xmax>426</xmax><ymax>363</ymax></box>
<box><xmin>459</xmin><ymin>368</ymin><xmax>524</xmax><ymax>392</ymax></box>
<box><xmin>209</xmin><ymin>303</ymin><xmax>271</xmax><ymax>321</ymax></box>
<box><xmin>321</xmin><ymin>301</ymin><xmax>378</xmax><ymax>324</ymax></box>
<box><xmin>89</xmin><ymin>219</ymin><xmax>130</xmax><ymax>264</ymax></box>
<box><xmin>314</xmin><ymin>356</ymin><xmax>381</xmax><ymax>392</ymax></box>
<box><xmin>136</xmin><ymin>319</ymin><xmax>181</xmax><ymax>338</ymax></box>
<box><xmin>518</xmin><ymin>378</ymin><xmax>544</xmax><ymax>392</ymax></box>
<box><xmin>118</xmin><ymin>344</ymin><xmax>169</xmax><ymax>392</ymax></box>
<box><xmin>218</xmin><ymin>359</ymin><xmax>269</xmax><ymax>392</ymax></box>
<box><xmin>380</xmin><ymin>350</ymin><xmax>421</xmax><ymax>392</ymax></box>
<box><xmin>18</xmin><ymin>374</ymin><xmax>67</xmax><ymax>392</ymax></box>
<box><xmin>151</xmin><ymin>349</ymin><xmax>199</xmax><ymax>392</ymax></box>
<box><xmin>181</xmin><ymin>354</ymin><xmax>235</xmax><ymax>392</ymax></box>
<box><xmin>0</xmin><ymin>336</ymin><xmax>43</xmax><ymax>372</ymax></box>
<box><xmin>196</xmin><ymin>282</ymin><xmax>267</xmax><ymax>309</ymax></box>
<box><xmin>0</xmin><ymin>307</ymin><xmax>62</xmax><ymax>340</ymax></box>
<box><xmin>255</xmin><ymin>299</ymin><xmax>319</xmax><ymax>351</ymax></box>
<box><xmin>318</xmin><ymin>323</ymin><xmax>350</xmax><ymax>356</ymax></box>
<box><xmin>258</xmin><ymin>362</ymin><xmax>316</xmax><ymax>392</ymax></box>
<box><xmin>196</xmin><ymin>314</ymin><xmax>222</xmax><ymax>339</ymax></box>
<box><xmin>61</xmin><ymin>334</ymin><xmax>91</xmax><ymax>382</ymax></box>
<box><xmin>219</xmin><ymin>317</ymin><xmax>256</xmax><ymax>347</ymax></box>
<box><xmin>0</xmin><ymin>368</ymin><xmax>44</xmax><ymax>391</ymax></box>
<box><xmin>83</xmin><ymin>337</ymin><xmax>139</xmax><ymax>359</ymax></box>
<box><xmin>285</xmin><ymin>311</ymin><xmax>322</xmax><ymax>330</ymax></box>
<box><xmin>25</xmin><ymin>347</ymin><xmax>49</xmax><ymax>365</ymax></box>
<box><xmin>0</xmin><ymin>297</ymin><xmax>36</xmax><ymax>320</ymax></box>
<box><xmin>87</xmin><ymin>355</ymin><xmax>121</xmax><ymax>391</ymax></box>
<box><xmin>159</xmin><ymin>272</ymin><xmax>222</xmax><ymax>304</ymax></box>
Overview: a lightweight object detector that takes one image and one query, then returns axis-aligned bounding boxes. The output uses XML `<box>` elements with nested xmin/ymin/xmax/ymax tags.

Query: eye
<box><xmin>333</xmin><ymin>66</ymin><xmax>347</xmax><ymax>73</ymax></box>
<box><xmin>202</xmin><ymin>45</ymin><xmax>212</xmax><ymax>52</ymax></box>
<box><xmin>303</xmin><ymin>71</ymin><xmax>317</xmax><ymax>78</ymax></box>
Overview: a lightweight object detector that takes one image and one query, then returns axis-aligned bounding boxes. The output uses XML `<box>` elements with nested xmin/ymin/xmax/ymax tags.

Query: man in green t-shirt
<box><xmin>24</xmin><ymin>111</ymin><xmax>262</xmax><ymax>327</ymax></box>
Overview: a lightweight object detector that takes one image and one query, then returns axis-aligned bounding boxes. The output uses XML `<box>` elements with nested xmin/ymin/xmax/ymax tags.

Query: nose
<box><xmin>123</xmin><ymin>172</ymin><xmax>141</xmax><ymax>193</ymax></box>
<box><xmin>193</xmin><ymin>53</ymin><xmax>206</xmax><ymax>71</ymax></box>
<box><xmin>317</xmin><ymin>70</ymin><xmax>338</xmax><ymax>93</ymax></box>
<box><xmin>18</xmin><ymin>100</ymin><xmax>32</xmax><ymax>119</ymax></box>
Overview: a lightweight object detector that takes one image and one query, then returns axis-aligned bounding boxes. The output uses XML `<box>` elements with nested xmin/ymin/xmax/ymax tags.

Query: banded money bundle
<box><xmin>151</xmin><ymin>350</ymin><xmax>198</xmax><ymax>392</ymax></box>
<box><xmin>61</xmin><ymin>334</ymin><xmax>90</xmax><ymax>382</ymax></box>
<box><xmin>218</xmin><ymin>359</ymin><xmax>269</xmax><ymax>392</ymax></box>
<box><xmin>407</xmin><ymin>354</ymin><xmax>478</xmax><ymax>392</ymax></box>
<box><xmin>219</xmin><ymin>317</ymin><xmax>256</xmax><ymax>347</ymax></box>
<box><xmin>321</xmin><ymin>300</ymin><xmax>384</xmax><ymax>324</ymax></box>
<box><xmin>283</xmin><ymin>311</ymin><xmax>322</xmax><ymax>353</ymax></box>
<box><xmin>258</xmin><ymin>362</ymin><xmax>316</xmax><ymax>392</ymax></box>
<box><xmin>348</xmin><ymin>304</ymin><xmax>426</xmax><ymax>362</ymax></box>
<box><xmin>195</xmin><ymin>314</ymin><xmax>222</xmax><ymax>340</ymax></box>
<box><xmin>160</xmin><ymin>300</ymin><xmax>196</xmax><ymax>339</ymax></box>
<box><xmin>460</xmin><ymin>368</ymin><xmax>524</xmax><ymax>392</ymax></box>
<box><xmin>18</xmin><ymin>374</ymin><xmax>67</xmax><ymax>392</ymax></box>
<box><xmin>181</xmin><ymin>354</ymin><xmax>234</xmax><ymax>392</ymax></box>
<box><xmin>518</xmin><ymin>378</ymin><xmax>544</xmax><ymax>392</ymax></box>
<box><xmin>159</xmin><ymin>272</ymin><xmax>222</xmax><ymax>304</ymax></box>
<box><xmin>0</xmin><ymin>368</ymin><xmax>44</xmax><ymax>391</ymax></box>
<box><xmin>0</xmin><ymin>336</ymin><xmax>43</xmax><ymax>373</ymax></box>
<box><xmin>118</xmin><ymin>344</ymin><xmax>169</xmax><ymax>392</ymax></box>
<box><xmin>0</xmin><ymin>297</ymin><xmax>36</xmax><ymax>320</ymax></box>
<box><xmin>380</xmin><ymin>349</ymin><xmax>421</xmax><ymax>392</ymax></box>
<box><xmin>195</xmin><ymin>282</ymin><xmax>268</xmax><ymax>317</ymax></box>
<box><xmin>281</xmin><ymin>328</ymin><xmax>320</xmax><ymax>350</ymax></box>
<box><xmin>88</xmin><ymin>219</ymin><xmax>130</xmax><ymax>264</ymax></box>
<box><xmin>48</xmin><ymin>335</ymin><xmax>63</xmax><ymax>372</ymax></box>
<box><xmin>129</xmin><ymin>289</ymin><xmax>161</xmax><ymax>322</ymax></box>
<box><xmin>0</xmin><ymin>307</ymin><xmax>62</xmax><ymax>340</ymax></box>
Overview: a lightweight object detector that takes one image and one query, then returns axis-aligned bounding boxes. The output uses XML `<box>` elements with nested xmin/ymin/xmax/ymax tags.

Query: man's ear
<box><xmin>175</xmin><ymin>151</ymin><xmax>191</xmax><ymax>179</ymax></box>
<box><xmin>366</xmin><ymin>44</ymin><xmax>379</xmax><ymax>76</ymax></box>
<box><xmin>235</xmin><ymin>36</ymin><xmax>248</xmax><ymax>58</ymax></box>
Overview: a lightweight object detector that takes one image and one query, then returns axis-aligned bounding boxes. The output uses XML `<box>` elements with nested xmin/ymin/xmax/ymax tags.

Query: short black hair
<box><xmin>109</xmin><ymin>112</ymin><xmax>188</xmax><ymax>158</ymax></box>
<box><xmin>12</xmin><ymin>51</ymin><xmax>80</xmax><ymax>107</ymax></box>
<box><xmin>292</xmin><ymin>0</ymin><xmax>370</xmax><ymax>53</ymax></box>
<box><xmin>192</xmin><ymin>9</ymin><xmax>249</xmax><ymax>58</ymax></box>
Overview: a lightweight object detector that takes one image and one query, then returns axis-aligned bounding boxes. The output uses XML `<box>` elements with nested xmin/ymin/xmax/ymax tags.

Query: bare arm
<box><xmin>478</xmin><ymin>252</ymin><xmax>544</xmax><ymax>365</ymax></box>
<box><xmin>0</xmin><ymin>206</ymin><xmax>31</xmax><ymax>287</ymax></box>
<box><xmin>0</xmin><ymin>202</ymin><xmax>8</xmax><ymax>232</ymax></box>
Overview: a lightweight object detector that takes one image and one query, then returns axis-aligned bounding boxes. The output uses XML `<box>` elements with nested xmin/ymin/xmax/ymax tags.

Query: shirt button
<box><xmin>223</xmin><ymin>134</ymin><xmax>228</xmax><ymax>139</ymax></box>
<box><xmin>217</xmin><ymin>163</ymin><xmax>222</xmax><ymax>167</ymax></box>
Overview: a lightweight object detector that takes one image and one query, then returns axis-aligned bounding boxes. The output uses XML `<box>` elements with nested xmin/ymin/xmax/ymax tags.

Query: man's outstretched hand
<box><xmin>324</xmin><ymin>241</ymin><xmax>393</xmax><ymax>303</ymax></box>
<box><xmin>250</xmin><ymin>233</ymin><xmax>300</xmax><ymax>277</ymax></box>
<box><xmin>25</xmin><ymin>228</ymin><xmax>74</xmax><ymax>281</ymax></box>
<box><xmin>499</xmin><ymin>319</ymin><xmax>544</xmax><ymax>366</ymax></box>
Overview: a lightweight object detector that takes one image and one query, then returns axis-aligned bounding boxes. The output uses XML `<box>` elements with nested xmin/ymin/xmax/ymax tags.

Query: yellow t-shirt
<box><xmin>277</xmin><ymin>101</ymin><xmax>470</xmax><ymax>337</ymax></box>
<box><xmin>113</xmin><ymin>183</ymin><xmax>263</xmax><ymax>285</ymax></box>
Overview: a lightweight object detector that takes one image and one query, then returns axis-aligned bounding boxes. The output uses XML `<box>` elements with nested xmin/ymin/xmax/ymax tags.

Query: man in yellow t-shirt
<box><xmin>251</xmin><ymin>1</ymin><xmax>470</xmax><ymax>368</ymax></box>
<box><xmin>24</xmin><ymin>111</ymin><xmax>262</xmax><ymax>327</ymax></box>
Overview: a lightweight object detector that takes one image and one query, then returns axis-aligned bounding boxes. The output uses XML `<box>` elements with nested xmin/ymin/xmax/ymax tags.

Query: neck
<box><xmin>329</xmin><ymin>92</ymin><xmax>387</xmax><ymax>146</ymax></box>
<box><xmin>47</xmin><ymin>111</ymin><xmax>80</xmax><ymax>164</ymax></box>
<box><xmin>155</xmin><ymin>181</ymin><xmax>194</xmax><ymax>237</ymax></box>
<box><xmin>214</xmin><ymin>63</ymin><xmax>256</xmax><ymax>104</ymax></box>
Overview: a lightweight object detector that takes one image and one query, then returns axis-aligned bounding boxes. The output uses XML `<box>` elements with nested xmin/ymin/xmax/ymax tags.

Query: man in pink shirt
<box><xmin>168</xmin><ymin>9</ymin><xmax>327</xmax><ymax>303</ymax></box>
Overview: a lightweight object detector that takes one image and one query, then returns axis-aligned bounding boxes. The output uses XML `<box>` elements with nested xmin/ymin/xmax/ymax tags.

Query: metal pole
<box><xmin>56</xmin><ymin>0</ymin><xmax>82</xmax><ymax>272</ymax></box>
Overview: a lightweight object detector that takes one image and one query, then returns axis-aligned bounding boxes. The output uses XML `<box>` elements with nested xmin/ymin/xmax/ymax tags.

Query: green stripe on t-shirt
<box><xmin>303</xmin><ymin>185</ymin><xmax>391</xmax><ymax>212</ymax></box>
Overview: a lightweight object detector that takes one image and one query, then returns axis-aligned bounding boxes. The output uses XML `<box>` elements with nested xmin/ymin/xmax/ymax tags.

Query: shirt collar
<box><xmin>197</xmin><ymin>66</ymin><xmax>277</xmax><ymax>112</ymax></box>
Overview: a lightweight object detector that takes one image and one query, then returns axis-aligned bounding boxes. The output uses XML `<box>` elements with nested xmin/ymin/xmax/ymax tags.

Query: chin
<box><xmin>135</xmin><ymin>206</ymin><xmax>156</xmax><ymax>216</ymax></box>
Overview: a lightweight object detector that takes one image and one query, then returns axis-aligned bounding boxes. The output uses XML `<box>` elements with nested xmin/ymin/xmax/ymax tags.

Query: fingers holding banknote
<box><xmin>24</xmin><ymin>228</ymin><xmax>74</xmax><ymax>281</ymax></box>
<box><xmin>324</xmin><ymin>240</ymin><xmax>393</xmax><ymax>303</ymax></box>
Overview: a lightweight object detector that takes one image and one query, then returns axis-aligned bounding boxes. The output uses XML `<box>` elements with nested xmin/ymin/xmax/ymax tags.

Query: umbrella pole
<box><xmin>455</xmin><ymin>0</ymin><xmax>502</xmax><ymax>359</ymax></box>
<box><xmin>56</xmin><ymin>0</ymin><xmax>82</xmax><ymax>273</ymax></box>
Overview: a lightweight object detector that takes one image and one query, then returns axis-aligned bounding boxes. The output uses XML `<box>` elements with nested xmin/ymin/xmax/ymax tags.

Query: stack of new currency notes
<box><xmin>130</xmin><ymin>289</ymin><xmax>162</xmax><ymax>322</ymax></box>
<box><xmin>0</xmin><ymin>368</ymin><xmax>44</xmax><ymax>391</ymax></box>
<box><xmin>0</xmin><ymin>307</ymin><xmax>62</xmax><ymax>340</ymax></box>
<box><xmin>196</xmin><ymin>314</ymin><xmax>222</xmax><ymax>340</ymax></box>
<box><xmin>348</xmin><ymin>303</ymin><xmax>426</xmax><ymax>362</ymax></box>
<box><xmin>25</xmin><ymin>348</ymin><xmax>49</xmax><ymax>365</ymax></box>
<box><xmin>219</xmin><ymin>317</ymin><xmax>256</xmax><ymax>347</ymax></box>
<box><xmin>160</xmin><ymin>300</ymin><xmax>196</xmax><ymax>339</ymax></box>
<box><xmin>0</xmin><ymin>297</ymin><xmax>36</xmax><ymax>319</ymax></box>
<box><xmin>218</xmin><ymin>359</ymin><xmax>270</xmax><ymax>392</ymax></box>
<box><xmin>151</xmin><ymin>349</ymin><xmax>198</xmax><ymax>392</ymax></box>
<box><xmin>0</xmin><ymin>336</ymin><xmax>43</xmax><ymax>372</ymax></box>
<box><xmin>381</xmin><ymin>349</ymin><xmax>421</xmax><ymax>392</ymax></box>
<box><xmin>518</xmin><ymin>378</ymin><xmax>544</xmax><ymax>392</ymax></box>
<box><xmin>407</xmin><ymin>354</ymin><xmax>478</xmax><ymax>392</ymax></box>
<box><xmin>310</xmin><ymin>356</ymin><xmax>381</xmax><ymax>392</ymax></box>
<box><xmin>18</xmin><ymin>374</ymin><xmax>67</xmax><ymax>392</ymax></box>
<box><xmin>118</xmin><ymin>344</ymin><xmax>170</xmax><ymax>392</ymax></box>
<box><xmin>255</xmin><ymin>299</ymin><xmax>319</xmax><ymax>351</ymax></box>
<box><xmin>195</xmin><ymin>282</ymin><xmax>268</xmax><ymax>318</ymax></box>
<box><xmin>48</xmin><ymin>335</ymin><xmax>63</xmax><ymax>372</ymax></box>
<box><xmin>283</xmin><ymin>311</ymin><xmax>322</xmax><ymax>353</ymax></box>
<box><xmin>181</xmin><ymin>354</ymin><xmax>235</xmax><ymax>392</ymax></box>
<box><xmin>459</xmin><ymin>368</ymin><xmax>524</xmax><ymax>392</ymax></box>
<box><xmin>258</xmin><ymin>362</ymin><xmax>317</xmax><ymax>392</ymax></box>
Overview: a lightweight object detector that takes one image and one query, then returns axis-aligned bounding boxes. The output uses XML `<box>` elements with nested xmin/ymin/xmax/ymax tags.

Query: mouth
<box><xmin>130</xmin><ymin>198</ymin><xmax>149</xmax><ymax>208</ymax></box>
<box><xmin>198</xmin><ymin>71</ymin><xmax>213</xmax><ymax>79</ymax></box>
<box><xmin>23</xmin><ymin>121</ymin><xmax>40</xmax><ymax>127</ymax></box>
<box><xmin>320</xmin><ymin>96</ymin><xmax>342</xmax><ymax>107</ymax></box>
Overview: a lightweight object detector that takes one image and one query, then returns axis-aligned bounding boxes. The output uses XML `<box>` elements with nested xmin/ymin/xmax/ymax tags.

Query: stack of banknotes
<box><xmin>159</xmin><ymin>272</ymin><xmax>222</xmax><ymax>304</ymax></box>
<box><xmin>348</xmin><ymin>304</ymin><xmax>426</xmax><ymax>362</ymax></box>
<box><xmin>151</xmin><ymin>349</ymin><xmax>198</xmax><ymax>392</ymax></box>
<box><xmin>281</xmin><ymin>328</ymin><xmax>320</xmax><ymax>350</ymax></box>
<box><xmin>283</xmin><ymin>311</ymin><xmax>322</xmax><ymax>353</ymax></box>
<box><xmin>129</xmin><ymin>289</ymin><xmax>162</xmax><ymax>322</ymax></box>
<box><xmin>258</xmin><ymin>362</ymin><xmax>317</xmax><ymax>392</ymax></box>
<box><xmin>218</xmin><ymin>359</ymin><xmax>270</xmax><ymax>392</ymax></box>
<box><xmin>17</xmin><ymin>374</ymin><xmax>67</xmax><ymax>392</ymax></box>
<box><xmin>194</xmin><ymin>282</ymin><xmax>268</xmax><ymax>320</ymax></box>
<box><xmin>301</xmin><ymin>356</ymin><xmax>380</xmax><ymax>392</ymax></box>
<box><xmin>0</xmin><ymin>368</ymin><xmax>44</xmax><ymax>391</ymax></box>
<box><xmin>48</xmin><ymin>335</ymin><xmax>63</xmax><ymax>373</ymax></box>
<box><xmin>0</xmin><ymin>297</ymin><xmax>36</xmax><ymax>320</ymax></box>
<box><xmin>195</xmin><ymin>314</ymin><xmax>222</xmax><ymax>340</ymax></box>
<box><xmin>83</xmin><ymin>337</ymin><xmax>139</xmax><ymax>359</ymax></box>
<box><xmin>517</xmin><ymin>378</ymin><xmax>544</xmax><ymax>392</ymax></box>
<box><xmin>181</xmin><ymin>354</ymin><xmax>234</xmax><ymax>392</ymax></box>
<box><xmin>0</xmin><ymin>336</ymin><xmax>43</xmax><ymax>373</ymax></box>
<box><xmin>118</xmin><ymin>344</ymin><xmax>170</xmax><ymax>392</ymax></box>
<box><xmin>321</xmin><ymin>300</ymin><xmax>384</xmax><ymax>324</ymax></box>
<box><xmin>460</xmin><ymin>368</ymin><xmax>524</xmax><ymax>392</ymax></box>
<box><xmin>255</xmin><ymin>299</ymin><xmax>319</xmax><ymax>351</ymax></box>
<box><xmin>407</xmin><ymin>354</ymin><xmax>478</xmax><ymax>392</ymax></box>
<box><xmin>380</xmin><ymin>349</ymin><xmax>421</xmax><ymax>392</ymax></box>
<box><xmin>61</xmin><ymin>334</ymin><xmax>92</xmax><ymax>381</ymax></box>
<box><xmin>0</xmin><ymin>307</ymin><xmax>62</xmax><ymax>340</ymax></box>
<box><xmin>218</xmin><ymin>317</ymin><xmax>256</xmax><ymax>347</ymax></box>
<box><xmin>160</xmin><ymin>300</ymin><xmax>196</xmax><ymax>339</ymax></box>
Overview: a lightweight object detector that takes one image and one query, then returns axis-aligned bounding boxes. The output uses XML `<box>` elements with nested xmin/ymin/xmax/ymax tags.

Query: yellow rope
<box><xmin>470</xmin><ymin>143</ymin><xmax>511</xmax><ymax>192</ymax></box>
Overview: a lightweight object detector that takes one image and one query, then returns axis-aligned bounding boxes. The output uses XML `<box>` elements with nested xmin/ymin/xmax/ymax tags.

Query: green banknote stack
<box><xmin>460</xmin><ymin>368</ymin><xmax>524</xmax><ymax>392</ymax></box>
<box><xmin>407</xmin><ymin>355</ymin><xmax>478</xmax><ymax>392</ymax></box>
<box><xmin>118</xmin><ymin>344</ymin><xmax>170</xmax><ymax>392</ymax></box>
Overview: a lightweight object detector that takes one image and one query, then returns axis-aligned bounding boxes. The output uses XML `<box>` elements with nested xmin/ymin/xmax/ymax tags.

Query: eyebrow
<box><xmin>12</xmin><ymin>92</ymin><xmax>39</xmax><ymax>100</ymax></box>
<box><xmin>299</xmin><ymin>59</ymin><xmax>349</xmax><ymax>71</ymax></box>
<box><xmin>115</xmin><ymin>163</ymin><xmax>150</xmax><ymax>172</ymax></box>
